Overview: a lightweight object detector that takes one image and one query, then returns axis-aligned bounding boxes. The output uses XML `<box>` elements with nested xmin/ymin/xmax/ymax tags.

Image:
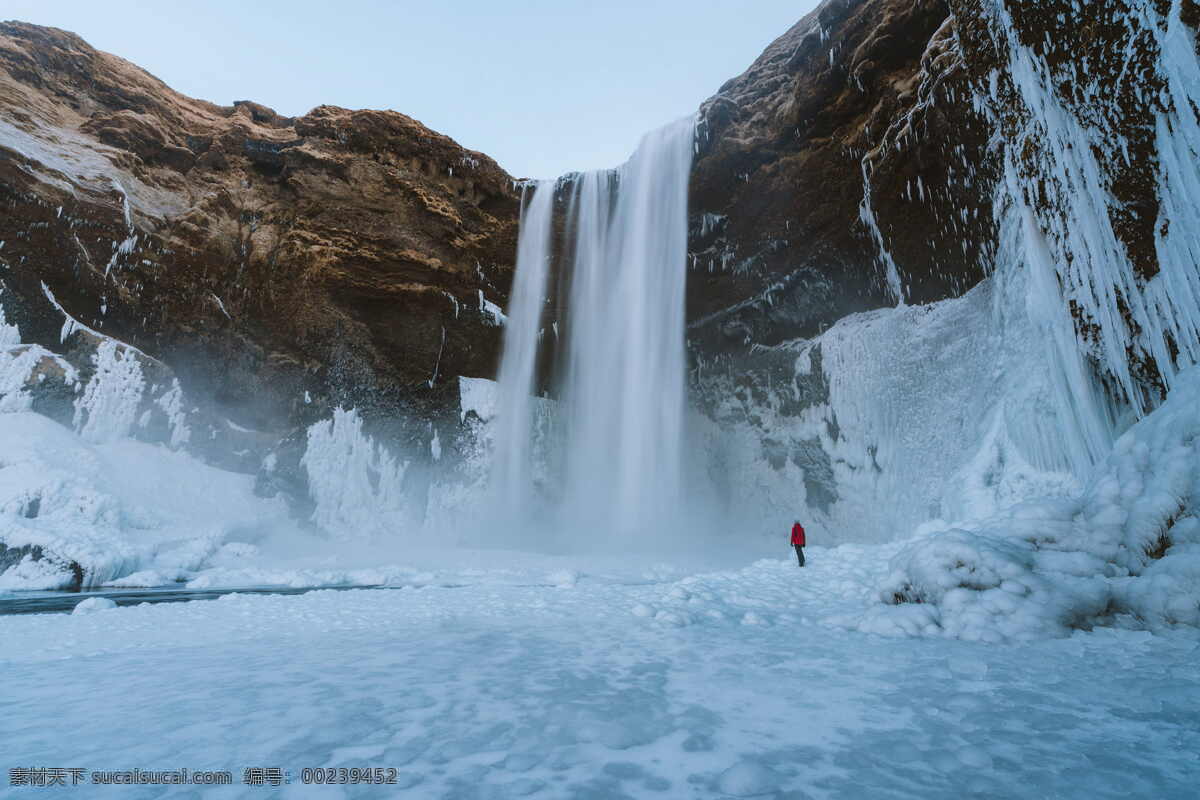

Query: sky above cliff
<box><xmin>8</xmin><ymin>0</ymin><xmax>821</xmax><ymax>178</ymax></box>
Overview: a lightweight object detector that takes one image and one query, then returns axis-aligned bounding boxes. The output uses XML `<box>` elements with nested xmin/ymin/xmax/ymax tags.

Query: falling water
<box><xmin>491</xmin><ymin>181</ymin><xmax>555</xmax><ymax>517</ymax></box>
<box><xmin>492</xmin><ymin>117</ymin><xmax>695</xmax><ymax>538</ymax></box>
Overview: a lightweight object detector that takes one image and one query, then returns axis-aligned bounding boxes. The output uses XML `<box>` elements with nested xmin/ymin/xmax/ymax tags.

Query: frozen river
<box><xmin>3</xmin><ymin>544</ymin><xmax>1197</xmax><ymax>799</ymax></box>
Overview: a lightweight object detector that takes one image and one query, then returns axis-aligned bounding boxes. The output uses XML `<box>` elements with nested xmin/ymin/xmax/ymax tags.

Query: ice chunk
<box><xmin>72</xmin><ymin>597</ymin><xmax>117</xmax><ymax>614</ymax></box>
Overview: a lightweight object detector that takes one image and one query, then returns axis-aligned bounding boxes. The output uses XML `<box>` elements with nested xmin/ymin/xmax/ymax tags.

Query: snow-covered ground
<box><xmin>4</xmin><ymin>545</ymin><xmax>1198</xmax><ymax>799</ymax></box>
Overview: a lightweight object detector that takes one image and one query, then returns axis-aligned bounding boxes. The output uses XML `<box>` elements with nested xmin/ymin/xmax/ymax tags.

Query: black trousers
<box><xmin>794</xmin><ymin>545</ymin><xmax>805</xmax><ymax>567</ymax></box>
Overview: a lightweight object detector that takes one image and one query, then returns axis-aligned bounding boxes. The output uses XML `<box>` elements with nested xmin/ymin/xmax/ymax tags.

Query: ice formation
<box><xmin>302</xmin><ymin>407</ymin><xmax>410</xmax><ymax>539</ymax></box>
<box><xmin>1</xmin><ymin>4</ymin><xmax>1197</xmax><ymax>653</ymax></box>
<box><xmin>695</xmin><ymin>1</ymin><xmax>1200</xmax><ymax>639</ymax></box>
<box><xmin>73</xmin><ymin>338</ymin><xmax>146</xmax><ymax>444</ymax></box>
<box><xmin>0</xmin><ymin>300</ymin><xmax>288</xmax><ymax>588</ymax></box>
<box><xmin>860</xmin><ymin>365</ymin><xmax>1200</xmax><ymax>641</ymax></box>
<box><xmin>0</xmin><ymin>411</ymin><xmax>290</xmax><ymax>589</ymax></box>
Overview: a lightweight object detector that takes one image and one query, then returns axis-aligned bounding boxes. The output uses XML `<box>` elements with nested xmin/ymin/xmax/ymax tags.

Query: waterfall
<box><xmin>491</xmin><ymin>181</ymin><xmax>555</xmax><ymax>517</ymax></box>
<box><xmin>492</xmin><ymin>117</ymin><xmax>695</xmax><ymax>538</ymax></box>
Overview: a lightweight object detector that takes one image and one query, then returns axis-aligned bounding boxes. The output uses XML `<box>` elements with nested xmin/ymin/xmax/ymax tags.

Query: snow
<box><xmin>71</xmin><ymin>596</ymin><xmax>116</xmax><ymax>614</ymax></box>
<box><xmin>1</xmin><ymin>309</ymin><xmax>1198</xmax><ymax>797</ymax></box>
<box><xmin>459</xmin><ymin>375</ymin><xmax>498</xmax><ymax>423</ymax></box>
<box><xmin>73</xmin><ymin>338</ymin><xmax>145</xmax><ymax>444</ymax></box>
<box><xmin>855</xmin><ymin>365</ymin><xmax>1200</xmax><ymax>642</ymax></box>
<box><xmin>2</xmin><ymin>545</ymin><xmax>1197</xmax><ymax>799</ymax></box>
<box><xmin>0</xmin><ymin>412</ymin><xmax>291</xmax><ymax>589</ymax></box>
<box><xmin>0</xmin><ymin>8</ymin><xmax>1197</xmax><ymax>792</ymax></box>
<box><xmin>301</xmin><ymin>407</ymin><xmax>411</xmax><ymax>539</ymax></box>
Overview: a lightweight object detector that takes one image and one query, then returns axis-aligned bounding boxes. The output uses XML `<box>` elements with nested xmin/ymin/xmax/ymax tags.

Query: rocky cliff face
<box><xmin>689</xmin><ymin>0</ymin><xmax>995</xmax><ymax>355</ymax></box>
<box><xmin>689</xmin><ymin>0</ymin><xmax>1200</xmax><ymax>411</ymax></box>
<box><xmin>0</xmin><ymin>21</ymin><xmax>519</xmax><ymax>478</ymax></box>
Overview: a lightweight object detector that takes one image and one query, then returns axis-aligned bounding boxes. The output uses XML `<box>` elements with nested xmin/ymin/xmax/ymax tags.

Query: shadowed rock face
<box><xmin>0</xmin><ymin>21</ymin><xmax>520</xmax><ymax>454</ymax></box>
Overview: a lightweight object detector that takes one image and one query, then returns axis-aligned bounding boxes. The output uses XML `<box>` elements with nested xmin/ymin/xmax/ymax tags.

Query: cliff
<box><xmin>688</xmin><ymin>0</ymin><xmax>1200</xmax><ymax>411</ymax></box>
<box><xmin>0</xmin><ymin>20</ymin><xmax>520</xmax><ymax>471</ymax></box>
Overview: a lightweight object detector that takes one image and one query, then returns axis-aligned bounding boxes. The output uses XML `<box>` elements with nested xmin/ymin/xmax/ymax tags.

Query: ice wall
<box><xmin>857</xmin><ymin>363</ymin><xmax>1200</xmax><ymax>641</ymax></box>
<box><xmin>699</xmin><ymin>258</ymin><xmax>1091</xmax><ymax>547</ymax></box>
<box><xmin>984</xmin><ymin>0</ymin><xmax>1200</xmax><ymax>411</ymax></box>
<box><xmin>0</xmin><ymin>300</ymin><xmax>288</xmax><ymax>589</ymax></box>
<box><xmin>73</xmin><ymin>338</ymin><xmax>146</xmax><ymax>444</ymax></box>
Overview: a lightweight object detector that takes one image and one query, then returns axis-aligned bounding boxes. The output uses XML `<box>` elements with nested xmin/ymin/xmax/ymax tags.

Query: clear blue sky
<box><xmin>6</xmin><ymin>1</ymin><xmax>819</xmax><ymax>178</ymax></box>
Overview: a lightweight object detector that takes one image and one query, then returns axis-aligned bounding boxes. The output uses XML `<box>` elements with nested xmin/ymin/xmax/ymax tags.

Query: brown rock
<box><xmin>0</xmin><ymin>20</ymin><xmax>520</xmax><ymax>458</ymax></box>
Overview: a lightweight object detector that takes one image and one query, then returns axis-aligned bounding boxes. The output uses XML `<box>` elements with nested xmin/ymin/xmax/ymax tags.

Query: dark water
<box><xmin>0</xmin><ymin>584</ymin><xmax>398</xmax><ymax>615</ymax></box>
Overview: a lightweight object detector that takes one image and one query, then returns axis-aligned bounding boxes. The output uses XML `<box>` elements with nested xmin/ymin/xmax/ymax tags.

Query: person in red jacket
<box><xmin>791</xmin><ymin>521</ymin><xmax>806</xmax><ymax>567</ymax></box>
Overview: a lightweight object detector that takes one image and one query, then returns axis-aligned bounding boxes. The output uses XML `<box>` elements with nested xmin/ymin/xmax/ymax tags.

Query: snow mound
<box><xmin>72</xmin><ymin>596</ymin><xmax>117</xmax><ymax>614</ymax></box>
<box><xmin>860</xmin><ymin>367</ymin><xmax>1200</xmax><ymax>640</ymax></box>
<box><xmin>716</xmin><ymin>761</ymin><xmax>782</xmax><ymax>797</ymax></box>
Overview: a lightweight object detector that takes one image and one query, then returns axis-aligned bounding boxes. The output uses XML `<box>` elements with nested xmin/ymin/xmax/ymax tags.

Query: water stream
<box><xmin>492</xmin><ymin>117</ymin><xmax>695</xmax><ymax>539</ymax></box>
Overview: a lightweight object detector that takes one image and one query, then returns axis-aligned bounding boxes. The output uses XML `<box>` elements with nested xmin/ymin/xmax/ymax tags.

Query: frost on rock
<box><xmin>478</xmin><ymin>290</ymin><xmax>506</xmax><ymax>326</ymax></box>
<box><xmin>981</xmin><ymin>0</ymin><xmax>1200</xmax><ymax>413</ymax></box>
<box><xmin>301</xmin><ymin>408</ymin><xmax>410</xmax><ymax>538</ymax></box>
<box><xmin>1</xmin><ymin>345</ymin><xmax>64</xmax><ymax>413</ymax></box>
<box><xmin>0</xmin><ymin>293</ymin><xmax>35</xmax><ymax>412</ymax></box>
<box><xmin>73</xmin><ymin>338</ymin><xmax>145</xmax><ymax>444</ymax></box>
<box><xmin>458</xmin><ymin>376</ymin><xmax>498</xmax><ymax>423</ymax></box>
<box><xmin>2</xmin><ymin>294</ymin><xmax>81</xmax><ymax>415</ymax></box>
<box><xmin>153</xmin><ymin>379</ymin><xmax>191</xmax><ymax>448</ymax></box>
<box><xmin>861</xmin><ymin>366</ymin><xmax>1200</xmax><ymax>641</ymax></box>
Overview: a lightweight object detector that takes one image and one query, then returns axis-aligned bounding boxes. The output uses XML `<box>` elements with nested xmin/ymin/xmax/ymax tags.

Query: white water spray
<box><xmin>493</xmin><ymin>117</ymin><xmax>695</xmax><ymax>538</ymax></box>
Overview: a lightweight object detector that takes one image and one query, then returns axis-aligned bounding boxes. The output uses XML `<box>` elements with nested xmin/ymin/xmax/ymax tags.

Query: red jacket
<box><xmin>791</xmin><ymin>523</ymin><xmax>806</xmax><ymax>547</ymax></box>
